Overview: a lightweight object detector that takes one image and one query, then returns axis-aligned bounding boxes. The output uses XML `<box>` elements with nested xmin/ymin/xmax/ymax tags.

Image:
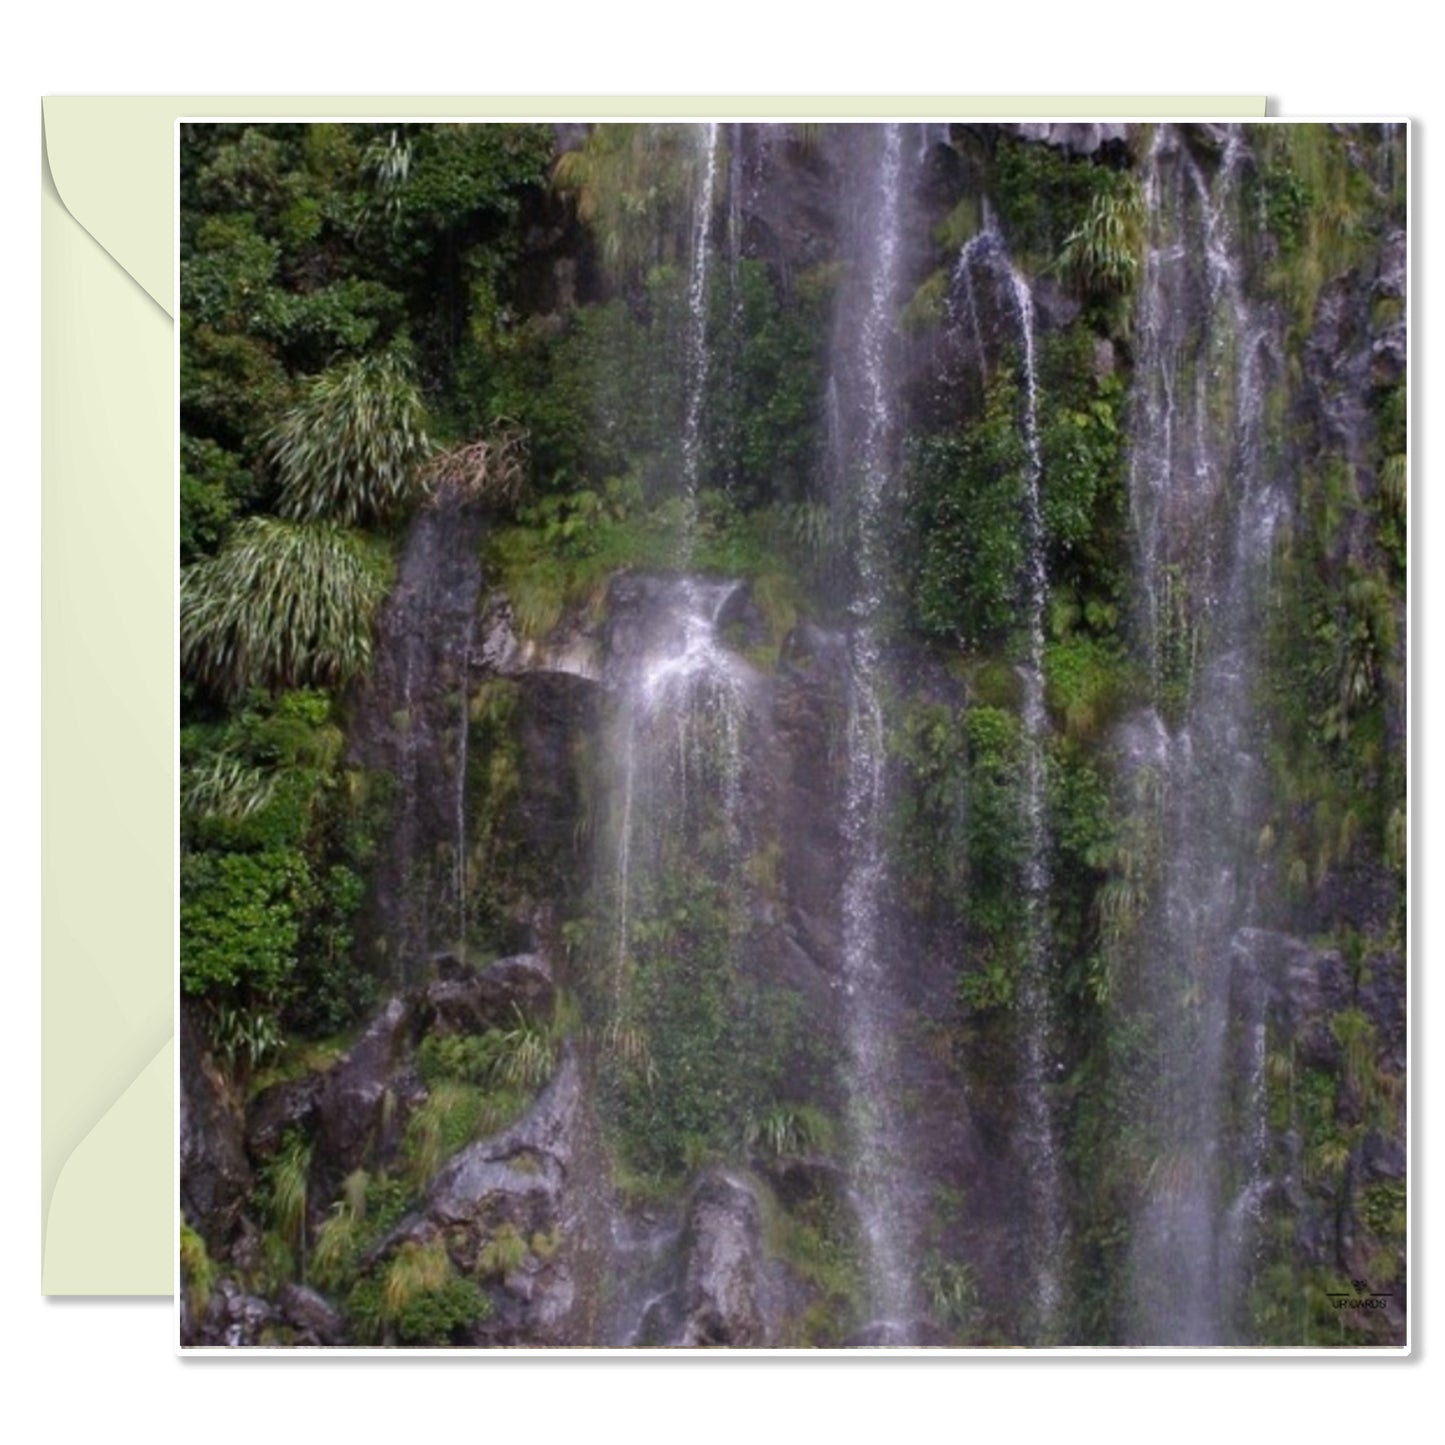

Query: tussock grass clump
<box><xmin>269</xmin><ymin>351</ymin><xmax>429</xmax><ymax>526</ymax></box>
<box><xmin>180</xmin><ymin>753</ymin><xmax>278</xmax><ymax>822</ymax></box>
<box><xmin>181</xmin><ymin>517</ymin><xmax>389</xmax><ymax>699</ymax></box>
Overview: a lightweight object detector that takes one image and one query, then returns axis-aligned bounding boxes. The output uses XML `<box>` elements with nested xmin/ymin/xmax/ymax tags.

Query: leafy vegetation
<box><xmin>177</xmin><ymin>122</ymin><xmax>1404</xmax><ymax>1348</ymax></box>
<box><xmin>269</xmin><ymin>351</ymin><xmax>430</xmax><ymax>526</ymax></box>
<box><xmin>181</xmin><ymin>519</ymin><xmax>391</xmax><ymax>700</ymax></box>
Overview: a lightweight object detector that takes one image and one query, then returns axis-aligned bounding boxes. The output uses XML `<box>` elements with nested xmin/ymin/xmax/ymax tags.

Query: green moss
<box><xmin>758</xmin><ymin>1182</ymin><xmax>865</xmax><ymax>1345</ymax></box>
<box><xmin>1360</xmin><ymin>1180</ymin><xmax>1406</xmax><ymax>1244</ymax></box>
<box><xmin>179</xmin><ymin>1222</ymin><xmax>217</xmax><ymax>1318</ymax></box>
<box><xmin>1252</xmin><ymin>125</ymin><xmax>1386</xmax><ymax>337</ymax></box>
<box><xmin>1043</xmin><ymin>634</ymin><xmax>1132</xmax><ymax>740</ymax></box>
<box><xmin>934</xmin><ymin>195</ymin><xmax>981</xmax><ymax>251</ymax></box>
<box><xmin>594</xmin><ymin>845</ymin><xmax>823</xmax><ymax>1182</ymax></box>
<box><xmin>900</xmin><ymin>268</ymin><xmax>951</xmax><ymax>333</ymax></box>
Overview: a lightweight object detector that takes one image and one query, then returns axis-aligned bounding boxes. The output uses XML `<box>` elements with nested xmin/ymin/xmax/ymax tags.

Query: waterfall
<box><xmin>1006</xmin><ymin>259</ymin><xmax>1066</xmax><ymax>1336</ymax></box>
<box><xmin>1124</xmin><ymin>124</ymin><xmax>1282</xmax><ymax>1345</ymax></box>
<box><xmin>608</xmin><ymin>122</ymin><xmax>731</xmax><ymax>1007</ymax></box>
<box><xmin>679</xmin><ymin>122</ymin><xmax>721</xmax><ymax>554</ymax></box>
<box><xmin>953</xmin><ymin>224</ymin><xmax>1066</xmax><ymax>1337</ymax></box>
<box><xmin>607</xmin><ymin>578</ymin><xmax>751</xmax><ymax>1000</ymax></box>
<box><xmin>830</xmin><ymin>123</ymin><xmax>920</xmax><ymax>1330</ymax></box>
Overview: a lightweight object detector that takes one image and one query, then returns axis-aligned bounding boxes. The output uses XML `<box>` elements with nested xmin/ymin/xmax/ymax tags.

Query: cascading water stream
<box><xmin>608</xmin><ymin>579</ymin><xmax>751</xmax><ymax>999</ymax></box>
<box><xmin>953</xmin><ymin>222</ymin><xmax>1066</xmax><ymax>1335</ymax></box>
<box><xmin>609</xmin><ymin>122</ymin><xmax>730</xmax><ymax>1007</ymax></box>
<box><xmin>831</xmin><ymin>123</ymin><xmax>920</xmax><ymax>1329</ymax></box>
<box><xmin>1125</xmin><ymin>123</ymin><xmax>1282</xmax><ymax>1345</ymax></box>
<box><xmin>678</xmin><ymin>122</ymin><xmax>721</xmax><ymax>553</ymax></box>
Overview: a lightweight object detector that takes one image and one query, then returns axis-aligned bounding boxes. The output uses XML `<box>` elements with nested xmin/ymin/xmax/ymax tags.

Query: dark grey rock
<box><xmin>1232</xmin><ymin>927</ymin><xmax>1349</xmax><ymax>1070</ymax></box>
<box><xmin>190</xmin><ymin>1278</ymin><xmax>277</xmax><ymax>1348</ymax></box>
<box><xmin>423</xmin><ymin>953</ymin><xmax>555</xmax><ymax>1036</ymax></box>
<box><xmin>245</xmin><ymin>1074</ymin><xmax>322</xmax><ymax>1164</ymax></box>
<box><xmin>475</xmin><ymin>591</ymin><xmax>522</xmax><ymax>675</ymax></box>
<box><xmin>1361</xmin><ymin>1132</ymin><xmax>1406</xmax><ymax>1182</ymax></box>
<box><xmin>277</xmin><ymin>1282</ymin><xmax>344</xmax><ymax>1345</ymax></box>
<box><xmin>1375</xmin><ymin>226</ymin><xmax>1406</xmax><ymax>301</ymax></box>
<box><xmin>717</xmin><ymin>583</ymin><xmax>772</xmax><ymax>654</ymax></box>
<box><xmin>179</xmin><ymin>1003</ymin><xmax>252</xmax><ymax>1254</ymax></box>
<box><xmin>515</xmin><ymin>671</ymin><xmax>598</xmax><ymax>873</ymax></box>
<box><xmin>1356</xmin><ymin>948</ymin><xmax>1406</xmax><ymax>1070</ymax></box>
<box><xmin>312</xmin><ymin>997</ymin><xmax>416</xmax><ymax>1189</ymax></box>
<box><xmin>1032</xmin><ymin>275</ymin><xmax>1082</xmax><ymax>332</ymax></box>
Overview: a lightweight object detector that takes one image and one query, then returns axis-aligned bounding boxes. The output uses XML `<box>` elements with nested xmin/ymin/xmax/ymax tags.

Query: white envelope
<box><xmin>39</xmin><ymin>93</ymin><xmax>1268</xmax><ymax>1297</ymax></box>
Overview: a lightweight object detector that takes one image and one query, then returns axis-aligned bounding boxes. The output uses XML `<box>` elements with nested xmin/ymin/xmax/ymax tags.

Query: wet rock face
<box><xmin>347</xmin><ymin>497</ymin><xmax>490</xmax><ymax>978</ymax></box>
<box><xmin>733</xmin><ymin>126</ymin><xmax>840</xmax><ymax>277</ymax></box>
<box><xmin>633</xmin><ymin>1171</ymin><xmax>780</xmax><ymax>1348</ymax></box>
<box><xmin>1233</xmin><ymin>927</ymin><xmax>1350</xmax><ymax>1071</ymax></box>
<box><xmin>422</xmin><ymin>953</ymin><xmax>555</xmax><ymax>1036</ymax></box>
<box><xmin>513</xmin><ymin>672</ymin><xmax>597</xmax><ymax>880</ymax></box>
<box><xmin>179</xmin><ymin>1003</ymin><xmax>252</xmax><ymax>1253</ymax></box>
<box><xmin>312</xmin><ymin>998</ymin><xmax>419</xmax><ymax>1197</ymax></box>
<box><xmin>673</xmin><ymin>1171</ymin><xmax>769</xmax><ymax>1346</ymax></box>
<box><xmin>771</xmin><ymin>624</ymin><xmax>849</xmax><ymax>992</ymax></box>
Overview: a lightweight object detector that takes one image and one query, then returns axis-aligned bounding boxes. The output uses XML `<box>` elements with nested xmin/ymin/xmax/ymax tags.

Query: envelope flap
<box><xmin>41</xmin><ymin>1040</ymin><xmax>174</xmax><ymax>1295</ymax></box>
<box><xmin>43</xmin><ymin>97</ymin><xmax>176</xmax><ymax>316</ymax></box>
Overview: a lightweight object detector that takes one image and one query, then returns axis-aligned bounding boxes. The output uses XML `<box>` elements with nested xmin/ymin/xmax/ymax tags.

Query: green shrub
<box><xmin>346</xmin><ymin>1238</ymin><xmax>492</xmax><ymax>1345</ymax></box>
<box><xmin>180</xmin><ymin>847</ymin><xmax>306</xmax><ymax>997</ymax></box>
<box><xmin>1043</xmin><ymin>634</ymin><xmax>1131</xmax><ymax>739</ymax></box>
<box><xmin>909</xmin><ymin>381</ymin><xmax>1028</xmax><ymax>647</ymax></box>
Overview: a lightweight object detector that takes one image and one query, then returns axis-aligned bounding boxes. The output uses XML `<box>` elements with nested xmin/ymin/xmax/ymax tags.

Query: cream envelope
<box><xmin>39</xmin><ymin>93</ymin><xmax>1268</xmax><ymax>1297</ymax></box>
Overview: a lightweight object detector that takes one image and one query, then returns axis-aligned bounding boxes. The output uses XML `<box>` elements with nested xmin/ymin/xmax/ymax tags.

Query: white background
<box><xmin>4</xmin><ymin>5</ymin><xmax>1436</xmax><ymax>1440</ymax></box>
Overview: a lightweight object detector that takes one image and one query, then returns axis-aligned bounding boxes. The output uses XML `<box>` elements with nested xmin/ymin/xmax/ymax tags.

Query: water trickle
<box><xmin>1125</xmin><ymin>124</ymin><xmax>1281</xmax><ymax>1345</ymax></box>
<box><xmin>453</xmin><ymin>611</ymin><xmax>476</xmax><ymax>956</ymax></box>
<box><xmin>953</xmin><ymin>220</ymin><xmax>1066</xmax><ymax>1335</ymax></box>
<box><xmin>348</xmin><ymin>497</ymin><xmax>489</xmax><ymax>982</ymax></box>
<box><xmin>679</xmin><ymin>122</ymin><xmax>722</xmax><ymax>554</ymax></box>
